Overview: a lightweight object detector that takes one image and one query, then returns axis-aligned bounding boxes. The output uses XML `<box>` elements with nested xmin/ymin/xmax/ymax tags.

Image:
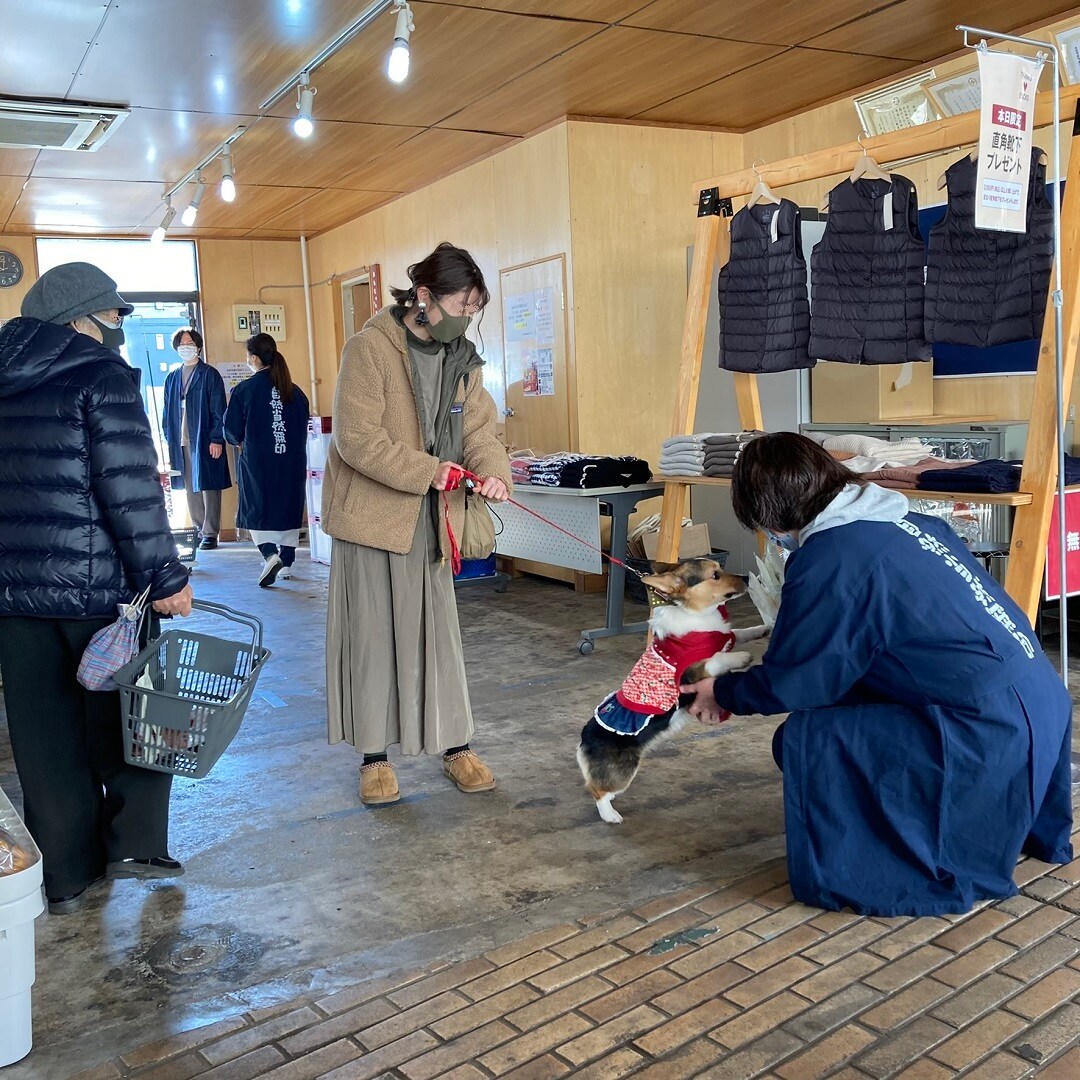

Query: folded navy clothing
<box><xmin>916</xmin><ymin>459</ymin><xmax>1021</xmax><ymax>494</ymax></box>
<box><xmin>916</xmin><ymin>454</ymin><xmax>1080</xmax><ymax>495</ymax></box>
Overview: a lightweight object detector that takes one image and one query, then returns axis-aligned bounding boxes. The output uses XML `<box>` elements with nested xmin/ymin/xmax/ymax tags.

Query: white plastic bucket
<box><xmin>0</xmin><ymin>791</ymin><xmax>43</xmax><ymax>1068</ymax></box>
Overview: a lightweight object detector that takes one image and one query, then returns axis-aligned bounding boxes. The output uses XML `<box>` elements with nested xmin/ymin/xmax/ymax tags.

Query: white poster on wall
<box><xmin>975</xmin><ymin>48</ymin><xmax>1046</xmax><ymax>232</ymax></box>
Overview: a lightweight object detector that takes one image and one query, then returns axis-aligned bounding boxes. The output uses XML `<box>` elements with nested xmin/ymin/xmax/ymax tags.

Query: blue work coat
<box><xmin>223</xmin><ymin>369</ymin><xmax>309</xmax><ymax>531</ymax></box>
<box><xmin>714</xmin><ymin>512</ymin><xmax>1074</xmax><ymax>917</ymax></box>
<box><xmin>162</xmin><ymin>361</ymin><xmax>232</xmax><ymax>492</ymax></box>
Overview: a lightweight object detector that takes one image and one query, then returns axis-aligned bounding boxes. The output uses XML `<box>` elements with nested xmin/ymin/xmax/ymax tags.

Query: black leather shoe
<box><xmin>106</xmin><ymin>857</ymin><xmax>185</xmax><ymax>880</ymax></box>
<box><xmin>48</xmin><ymin>875</ymin><xmax>105</xmax><ymax>915</ymax></box>
<box><xmin>199</xmin><ymin>536</ymin><xmax>218</xmax><ymax>550</ymax></box>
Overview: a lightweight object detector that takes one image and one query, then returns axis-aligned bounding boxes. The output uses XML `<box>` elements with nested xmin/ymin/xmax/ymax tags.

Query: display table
<box><xmin>497</xmin><ymin>483</ymin><xmax>665</xmax><ymax>654</ymax></box>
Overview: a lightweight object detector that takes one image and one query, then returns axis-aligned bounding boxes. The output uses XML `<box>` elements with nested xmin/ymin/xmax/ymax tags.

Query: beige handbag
<box><xmin>460</xmin><ymin>486</ymin><xmax>497</xmax><ymax>560</ymax></box>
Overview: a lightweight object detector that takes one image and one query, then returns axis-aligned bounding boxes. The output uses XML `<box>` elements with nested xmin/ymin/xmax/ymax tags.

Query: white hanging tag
<box><xmin>881</xmin><ymin>193</ymin><xmax>894</xmax><ymax>231</ymax></box>
<box><xmin>770</xmin><ymin>208</ymin><xmax>780</xmax><ymax>244</ymax></box>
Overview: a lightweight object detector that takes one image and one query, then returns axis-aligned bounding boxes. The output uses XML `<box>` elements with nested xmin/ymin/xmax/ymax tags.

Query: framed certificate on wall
<box><xmin>927</xmin><ymin>69</ymin><xmax>982</xmax><ymax>117</ymax></box>
<box><xmin>1056</xmin><ymin>25</ymin><xmax>1080</xmax><ymax>84</ymax></box>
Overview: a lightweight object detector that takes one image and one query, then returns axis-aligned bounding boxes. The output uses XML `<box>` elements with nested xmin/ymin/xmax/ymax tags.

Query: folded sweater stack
<box><xmin>529</xmin><ymin>453</ymin><xmax>652</xmax><ymax>489</ymax></box>
<box><xmin>704</xmin><ymin>431</ymin><xmax>765</xmax><ymax>478</ymax></box>
<box><xmin>660</xmin><ymin>431</ymin><xmax>764</xmax><ymax>477</ymax></box>
<box><xmin>866</xmin><ymin>458</ymin><xmax>972</xmax><ymax>490</ymax></box>
<box><xmin>823</xmin><ymin>433</ymin><xmax>931</xmax><ymax>470</ymax></box>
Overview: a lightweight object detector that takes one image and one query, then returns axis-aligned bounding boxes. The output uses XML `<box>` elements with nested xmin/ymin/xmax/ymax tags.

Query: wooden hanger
<box><xmin>821</xmin><ymin>133</ymin><xmax>891</xmax><ymax>212</ymax></box>
<box><xmin>849</xmin><ymin>132</ymin><xmax>891</xmax><ymax>183</ymax></box>
<box><xmin>746</xmin><ymin>158</ymin><xmax>781</xmax><ymax>209</ymax></box>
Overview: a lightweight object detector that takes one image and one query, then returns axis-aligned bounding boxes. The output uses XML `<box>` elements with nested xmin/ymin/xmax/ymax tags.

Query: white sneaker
<box><xmin>259</xmin><ymin>554</ymin><xmax>284</xmax><ymax>587</ymax></box>
<box><xmin>278</xmin><ymin>566</ymin><xmax>293</xmax><ymax>580</ymax></box>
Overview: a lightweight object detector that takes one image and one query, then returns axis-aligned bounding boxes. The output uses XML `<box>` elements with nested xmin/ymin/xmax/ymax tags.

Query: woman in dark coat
<box><xmin>224</xmin><ymin>334</ymin><xmax>310</xmax><ymax>587</ymax></box>
<box><xmin>683</xmin><ymin>433</ymin><xmax>1074</xmax><ymax>917</ymax></box>
<box><xmin>162</xmin><ymin>328</ymin><xmax>232</xmax><ymax>550</ymax></box>
<box><xmin>0</xmin><ymin>262</ymin><xmax>193</xmax><ymax>914</ymax></box>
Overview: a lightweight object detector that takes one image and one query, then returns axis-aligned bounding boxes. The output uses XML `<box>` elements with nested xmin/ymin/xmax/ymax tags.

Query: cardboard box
<box><xmin>641</xmin><ymin>522</ymin><xmax>711</xmax><ymax>562</ymax></box>
<box><xmin>812</xmin><ymin>360</ymin><xmax>933</xmax><ymax>423</ymax></box>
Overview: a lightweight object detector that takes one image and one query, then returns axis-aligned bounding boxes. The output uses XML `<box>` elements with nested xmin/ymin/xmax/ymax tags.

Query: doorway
<box><xmin>334</xmin><ymin>264</ymin><xmax>382</xmax><ymax>361</ymax></box>
<box><xmin>122</xmin><ymin>297</ymin><xmax>200</xmax><ymax>529</ymax></box>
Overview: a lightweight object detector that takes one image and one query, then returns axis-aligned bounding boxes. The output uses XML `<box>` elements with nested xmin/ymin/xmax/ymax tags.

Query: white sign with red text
<box><xmin>976</xmin><ymin>49</ymin><xmax>1045</xmax><ymax>232</ymax></box>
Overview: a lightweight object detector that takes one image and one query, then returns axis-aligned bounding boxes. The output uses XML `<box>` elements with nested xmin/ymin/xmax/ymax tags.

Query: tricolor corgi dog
<box><xmin>577</xmin><ymin>558</ymin><xmax>767</xmax><ymax>824</ymax></box>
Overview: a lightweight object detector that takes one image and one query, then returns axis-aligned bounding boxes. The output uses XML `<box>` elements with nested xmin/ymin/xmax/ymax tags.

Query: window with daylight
<box><xmin>35</xmin><ymin>237</ymin><xmax>198</xmax><ymax>294</ymax></box>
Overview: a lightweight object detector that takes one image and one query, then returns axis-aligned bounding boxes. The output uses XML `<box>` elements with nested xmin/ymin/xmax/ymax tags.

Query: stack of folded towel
<box><xmin>528</xmin><ymin>453</ymin><xmax>652</xmax><ymax>489</ymax></box>
<box><xmin>660</xmin><ymin>431</ymin><xmax>764</xmax><ymax>477</ymax></box>
<box><xmin>509</xmin><ymin>451</ymin><xmax>538</xmax><ymax>486</ymax></box>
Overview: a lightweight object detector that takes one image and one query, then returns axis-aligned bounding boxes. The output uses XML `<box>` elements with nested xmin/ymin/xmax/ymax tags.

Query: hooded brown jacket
<box><xmin>321</xmin><ymin>307</ymin><xmax>510</xmax><ymax>554</ymax></box>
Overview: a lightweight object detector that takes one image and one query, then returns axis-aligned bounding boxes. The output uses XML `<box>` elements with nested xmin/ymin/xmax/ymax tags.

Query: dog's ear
<box><xmin>640</xmin><ymin>572</ymin><xmax>683</xmax><ymax>597</ymax></box>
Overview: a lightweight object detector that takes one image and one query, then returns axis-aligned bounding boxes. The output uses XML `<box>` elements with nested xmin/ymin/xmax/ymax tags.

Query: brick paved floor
<box><xmin>76</xmin><ymin>828</ymin><xmax>1080</xmax><ymax>1080</ymax></box>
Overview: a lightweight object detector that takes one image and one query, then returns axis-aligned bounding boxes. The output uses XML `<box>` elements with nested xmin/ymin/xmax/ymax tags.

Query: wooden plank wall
<box><xmin>306</xmin><ymin>123</ymin><xmax>575</xmax><ymax>426</ymax></box>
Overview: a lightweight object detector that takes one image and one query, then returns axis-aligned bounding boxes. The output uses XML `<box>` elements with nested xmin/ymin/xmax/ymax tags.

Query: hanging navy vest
<box><xmin>808</xmin><ymin>175</ymin><xmax>930</xmax><ymax>365</ymax></box>
<box><xmin>926</xmin><ymin>149</ymin><xmax>1053</xmax><ymax>347</ymax></box>
<box><xmin>718</xmin><ymin>199</ymin><xmax>813</xmax><ymax>373</ymax></box>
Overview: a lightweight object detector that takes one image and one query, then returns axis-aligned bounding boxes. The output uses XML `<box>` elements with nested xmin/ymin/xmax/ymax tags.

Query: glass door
<box><xmin>122</xmin><ymin>300</ymin><xmax>199</xmax><ymax>529</ymax></box>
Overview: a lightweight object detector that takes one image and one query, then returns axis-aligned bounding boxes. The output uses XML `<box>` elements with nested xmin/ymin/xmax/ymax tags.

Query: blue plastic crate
<box><xmin>455</xmin><ymin>555</ymin><xmax>498</xmax><ymax>580</ymax></box>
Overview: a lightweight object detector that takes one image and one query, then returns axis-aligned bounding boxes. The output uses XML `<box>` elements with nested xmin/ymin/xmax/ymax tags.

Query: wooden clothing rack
<box><xmin>656</xmin><ymin>82</ymin><xmax>1080</xmax><ymax>625</ymax></box>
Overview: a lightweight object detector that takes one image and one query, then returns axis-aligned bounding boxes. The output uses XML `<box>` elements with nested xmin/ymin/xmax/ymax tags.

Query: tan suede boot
<box><xmin>359</xmin><ymin>761</ymin><xmax>400</xmax><ymax>805</ymax></box>
<box><xmin>442</xmin><ymin>749</ymin><xmax>496</xmax><ymax>793</ymax></box>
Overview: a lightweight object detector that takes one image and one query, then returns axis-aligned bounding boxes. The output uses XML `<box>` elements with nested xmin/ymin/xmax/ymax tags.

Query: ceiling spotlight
<box><xmin>181</xmin><ymin>174</ymin><xmax>205</xmax><ymax>226</ymax></box>
<box><xmin>293</xmin><ymin>72</ymin><xmax>316</xmax><ymax>138</ymax></box>
<box><xmin>151</xmin><ymin>198</ymin><xmax>175</xmax><ymax>244</ymax></box>
<box><xmin>220</xmin><ymin>147</ymin><xmax>236</xmax><ymax>202</ymax></box>
<box><xmin>387</xmin><ymin>0</ymin><xmax>413</xmax><ymax>84</ymax></box>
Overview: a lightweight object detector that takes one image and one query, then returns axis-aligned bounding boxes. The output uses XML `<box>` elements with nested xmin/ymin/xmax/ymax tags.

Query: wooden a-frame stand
<box><xmin>656</xmin><ymin>83</ymin><xmax>1080</xmax><ymax>627</ymax></box>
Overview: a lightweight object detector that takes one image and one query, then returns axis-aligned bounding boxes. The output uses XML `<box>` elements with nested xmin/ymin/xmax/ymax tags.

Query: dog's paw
<box><xmin>728</xmin><ymin>651</ymin><xmax>753</xmax><ymax>671</ymax></box>
<box><xmin>596</xmin><ymin>798</ymin><xmax>623</xmax><ymax>824</ymax></box>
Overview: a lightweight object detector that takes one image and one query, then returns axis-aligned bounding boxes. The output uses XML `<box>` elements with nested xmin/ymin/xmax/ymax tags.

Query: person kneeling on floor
<box><xmin>682</xmin><ymin>432</ymin><xmax>1074</xmax><ymax>918</ymax></box>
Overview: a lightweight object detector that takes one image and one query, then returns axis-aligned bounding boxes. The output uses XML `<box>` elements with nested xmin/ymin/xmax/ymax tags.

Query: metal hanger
<box><xmin>821</xmin><ymin>133</ymin><xmax>891</xmax><ymax>212</ymax></box>
<box><xmin>746</xmin><ymin>158</ymin><xmax>782</xmax><ymax>208</ymax></box>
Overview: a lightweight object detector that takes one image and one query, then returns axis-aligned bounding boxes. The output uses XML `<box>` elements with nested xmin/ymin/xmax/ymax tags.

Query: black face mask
<box><xmin>89</xmin><ymin>315</ymin><xmax>125</xmax><ymax>353</ymax></box>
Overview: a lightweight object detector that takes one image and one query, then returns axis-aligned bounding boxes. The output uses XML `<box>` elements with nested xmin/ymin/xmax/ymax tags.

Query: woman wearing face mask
<box><xmin>322</xmin><ymin>243</ymin><xmax>512</xmax><ymax>806</ymax></box>
<box><xmin>0</xmin><ymin>262</ymin><xmax>193</xmax><ymax>914</ymax></box>
<box><xmin>162</xmin><ymin>328</ymin><xmax>232</xmax><ymax>550</ymax></box>
<box><xmin>224</xmin><ymin>334</ymin><xmax>310</xmax><ymax>586</ymax></box>
<box><xmin>682</xmin><ymin>432</ymin><xmax>1073</xmax><ymax>917</ymax></box>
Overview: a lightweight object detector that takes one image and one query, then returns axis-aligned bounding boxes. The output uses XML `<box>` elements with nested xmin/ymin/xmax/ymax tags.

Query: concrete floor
<box><xmin>0</xmin><ymin>546</ymin><xmax>784</xmax><ymax>1079</ymax></box>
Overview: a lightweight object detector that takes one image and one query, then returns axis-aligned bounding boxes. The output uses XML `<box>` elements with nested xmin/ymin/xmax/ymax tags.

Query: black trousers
<box><xmin>0</xmin><ymin>617</ymin><xmax>173</xmax><ymax>898</ymax></box>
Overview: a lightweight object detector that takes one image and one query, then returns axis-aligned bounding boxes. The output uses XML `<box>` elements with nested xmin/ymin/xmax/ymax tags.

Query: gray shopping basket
<box><xmin>112</xmin><ymin>601</ymin><xmax>271</xmax><ymax>779</ymax></box>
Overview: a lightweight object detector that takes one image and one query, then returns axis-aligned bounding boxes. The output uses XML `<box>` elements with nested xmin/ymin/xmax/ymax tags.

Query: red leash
<box><xmin>441</xmin><ymin>466</ymin><xmax>643</xmax><ymax>579</ymax></box>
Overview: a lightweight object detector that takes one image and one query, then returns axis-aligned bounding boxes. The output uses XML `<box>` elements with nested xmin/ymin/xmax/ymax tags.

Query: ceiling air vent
<box><xmin>0</xmin><ymin>99</ymin><xmax>129</xmax><ymax>152</ymax></box>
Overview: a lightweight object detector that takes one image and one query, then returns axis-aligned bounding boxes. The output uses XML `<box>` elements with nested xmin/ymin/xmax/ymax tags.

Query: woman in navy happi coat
<box><xmin>224</xmin><ymin>334</ymin><xmax>309</xmax><ymax>583</ymax></box>
<box><xmin>685</xmin><ymin>433</ymin><xmax>1073</xmax><ymax>917</ymax></box>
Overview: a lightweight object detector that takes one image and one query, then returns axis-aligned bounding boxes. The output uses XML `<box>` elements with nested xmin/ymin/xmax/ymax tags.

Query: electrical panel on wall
<box><xmin>232</xmin><ymin>304</ymin><xmax>286</xmax><ymax>342</ymax></box>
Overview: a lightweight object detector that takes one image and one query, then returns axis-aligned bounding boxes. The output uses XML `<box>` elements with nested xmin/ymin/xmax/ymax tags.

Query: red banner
<box><xmin>1044</xmin><ymin>490</ymin><xmax>1080</xmax><ymax>600</ymax></box>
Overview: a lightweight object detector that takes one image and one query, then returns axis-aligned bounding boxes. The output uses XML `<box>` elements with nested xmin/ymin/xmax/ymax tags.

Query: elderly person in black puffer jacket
<box><xmin>0</xmin><ymin>262</ymin><xmax>193</xmax><ymax>914</ymax></box>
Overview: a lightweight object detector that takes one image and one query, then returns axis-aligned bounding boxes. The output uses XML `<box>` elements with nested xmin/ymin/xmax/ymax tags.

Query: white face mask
<box><xmin>177</xmin><ymin>344</ymin><xmax>199</xmax><ymax>362</ymax></box>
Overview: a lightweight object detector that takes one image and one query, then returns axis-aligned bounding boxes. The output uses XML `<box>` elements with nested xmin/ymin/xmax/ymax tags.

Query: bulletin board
<box><xmin>499</xmin><ymin>254</ymin><xmax>571</xmax><ymax>453</ymax></box>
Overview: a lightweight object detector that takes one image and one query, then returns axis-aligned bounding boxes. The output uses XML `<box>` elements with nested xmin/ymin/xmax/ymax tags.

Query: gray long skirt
<box><xmin>326</xmin><ymin>509</ymin><xmax>474</xmax><ymax>756</ymax></box>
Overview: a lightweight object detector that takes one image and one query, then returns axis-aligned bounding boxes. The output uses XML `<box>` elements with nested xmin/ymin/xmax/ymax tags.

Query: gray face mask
<box><xmin>89</xmin><ymin>314</ymin><xmax>125</xmax><ymax>353</ymax></box>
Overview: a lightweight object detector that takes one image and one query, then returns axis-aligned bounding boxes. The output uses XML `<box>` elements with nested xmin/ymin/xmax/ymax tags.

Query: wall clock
<box><xmin>0</xmin><ymin>250</ymin><xmax>24</xmax><ymax>289</ymax></box>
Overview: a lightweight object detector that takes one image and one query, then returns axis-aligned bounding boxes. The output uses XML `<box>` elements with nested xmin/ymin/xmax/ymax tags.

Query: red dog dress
<box><xmin>594</xmin><ymin>612</ymin><xmax>736</xmax><ymax>736</ymax></box>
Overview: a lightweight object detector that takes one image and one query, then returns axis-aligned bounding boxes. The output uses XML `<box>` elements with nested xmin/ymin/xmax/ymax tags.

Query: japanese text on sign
<box><xmin>976</xmin><ymin>49</ymin><xmax>1044</xmax><ymax>233</ymax></box>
